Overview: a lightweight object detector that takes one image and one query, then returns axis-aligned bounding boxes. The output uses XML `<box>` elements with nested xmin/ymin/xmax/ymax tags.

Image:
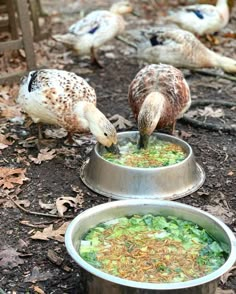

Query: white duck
<box><xmin>165</xmin><ymin>0</ymin><xmax>229</xmax><ymax>35</ymax></box>
<box><xmin>17</xmin><ymin>69</ymin><xmax>119</xmax><ymax>153</ymax></box>
<box><xmin>137</xmin><ymin>27</ymin><xmax>236</xmax><ymax>73</ymax></box>
<box><xmin>53</xmin><ymin>1</ymin><xmax>133</xmax><ymax>67</ymax></box>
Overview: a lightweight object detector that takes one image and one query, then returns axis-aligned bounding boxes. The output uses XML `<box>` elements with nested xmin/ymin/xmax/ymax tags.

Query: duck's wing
<box><xmin>68</xmin><ymin>10</ymin><xmax>112</xmax><ymax>36</ymax></box>
<box><xmin>19</xmin><ymin>69</ymin><xmax>96</xmax><ymax>107</ymax></box>
<box><xmin>137</xmin><ymin>28</ymin><xmax>207</xmax><ymax>68</ymax></box>
<box><xmin>169</xmin><ymin>4</ymin><xmax>219</xmax><ymax>21</ymax></box>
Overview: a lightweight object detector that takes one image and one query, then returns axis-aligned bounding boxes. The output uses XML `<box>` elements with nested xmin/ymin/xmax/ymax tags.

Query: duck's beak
<box><xmin>131</xmin><ymin>10</ymin><xmax>140</xmax><ymax>17</ymax></box>
<box><xmin>138</xmin><ymin>134</ymin><xmax>149</xmax><ymax>149</ymax></box>
<box><xmin>105</xmin><ymin>143</ymin><xmax>120</xmax><ymax>155</ymax></box>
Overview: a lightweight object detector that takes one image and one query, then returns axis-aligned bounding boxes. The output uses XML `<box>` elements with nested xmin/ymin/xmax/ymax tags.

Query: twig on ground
<box><xmin>190</xmin><ymin>69</ymin><xmax>236</xmax><ymax>82</ymax></box>
<box><xmin>115</xmin><ymin>36</ymin><xmax>138</xmax><ymax>49</ymax></box>
<box><xmin>180</xmin><ymin>99</ymin><xmax>236</xmax><ymax>134</ymax></box>
<box><xmin>7</xmin><ymin>196</ymin><xmax>74</xmax><ymax>219</ymax></box>
<box><xmin>20</xmin><ymin>220</ymin><xmax>59</xmax><ymax>228</ymax></box>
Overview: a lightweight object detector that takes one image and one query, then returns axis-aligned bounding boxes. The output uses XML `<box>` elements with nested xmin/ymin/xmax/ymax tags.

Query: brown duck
<box><xmin>128</xmin><ymin>64</ymin><xmax>191</xmax><ymax>149</ymax></box>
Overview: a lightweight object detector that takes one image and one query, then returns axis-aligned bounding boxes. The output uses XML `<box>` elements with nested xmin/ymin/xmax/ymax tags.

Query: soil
<box><xmin>0</xmin><ymin>1</ymin><xmax>236</xmax><ymax>293</ymax></box>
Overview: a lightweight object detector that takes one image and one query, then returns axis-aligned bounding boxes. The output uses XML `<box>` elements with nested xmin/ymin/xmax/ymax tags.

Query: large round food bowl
<box><xmin>65</xmin><ymin>200</ymin><xmax>236</xmax><ymax>294</ymax></box>
<box><xmin>80</xmin><ymin>131</ymin><xmax>205</xmax><ymax>200</ymax></box>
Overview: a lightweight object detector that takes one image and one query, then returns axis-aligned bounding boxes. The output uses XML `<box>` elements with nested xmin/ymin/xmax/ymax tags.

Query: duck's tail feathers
<box><xmin>52</xmin><ymin>33</ymin><xmax>77</xmax><ymax>47</ymax></box>
<box><xmin>212</xmin><ymin>53</ymin><xmax>236</xmax><ymax>73</ymax></box>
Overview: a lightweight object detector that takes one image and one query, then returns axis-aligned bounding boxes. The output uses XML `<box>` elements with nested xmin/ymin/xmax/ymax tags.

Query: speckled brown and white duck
<box><xmin>128</xmin><ymin>64</ymin><xmax>191</xmax><ymax>149</ymax></box>
<box><xmin>137</xmin><ymin>27</ymin><xmax>236</xmax><ymax>73</ymax></box>
<box><xmin>17</xmin><ymin>69</ymin><xmax>119</xmax><ymax>153</ymax></box>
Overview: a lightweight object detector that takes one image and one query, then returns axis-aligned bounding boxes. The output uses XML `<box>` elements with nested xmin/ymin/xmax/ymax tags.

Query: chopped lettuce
<box><xmin>79</xmin><ymin>214</ymin><xmax>228</xmax><ymax>283</ymax></box>
<box><xmin>103</xmin><ymin>139</ymin><xmax>186</xmax><ymax>168</ymax></box>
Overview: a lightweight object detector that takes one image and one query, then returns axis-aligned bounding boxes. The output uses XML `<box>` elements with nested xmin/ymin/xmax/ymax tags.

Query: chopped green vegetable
<box><xmin>102</xmin><ymin>139</ymin><xmax>186</xmax><ymax>168</ymax></box>
<box><xmin>79</xmin><ymin>214</ymin><xmax>228</xmax><ymax>283</ymax></box>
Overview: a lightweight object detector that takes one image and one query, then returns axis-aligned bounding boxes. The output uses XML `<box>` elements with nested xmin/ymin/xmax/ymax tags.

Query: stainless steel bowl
<box><xmin>80</xmin><ymin>131</ymin><xmax>205</xmax><ymax>200</ymax></box>
<box><xmin>65</xmin><ymin>200</ymin><xmax>236</xmax><ymax>294</ymax></box>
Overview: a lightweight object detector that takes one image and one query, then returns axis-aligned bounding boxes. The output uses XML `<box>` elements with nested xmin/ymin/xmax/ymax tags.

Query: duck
<box><xmin>17</xmin><ymin>69</ymin><xmax>119</xmax><ymax>153</ymax></box>
<box><xmin>137</xmin><ymin>27</ymin><xmax>236</xmax><ymax>73</ymax></box>
<box><xmin>128</xmin><ymin>64</ymin><xmax>191</xmax><ymax>149</ymax></box>
<box><xmin>53</xmin><ymin>1</ymin><xmax>133</xmax><ymax>67</ymax></box>
<box><xmin>164</xmin><ymin>0</ymin><xmax>229</xmax><ymax>36</ymax></box>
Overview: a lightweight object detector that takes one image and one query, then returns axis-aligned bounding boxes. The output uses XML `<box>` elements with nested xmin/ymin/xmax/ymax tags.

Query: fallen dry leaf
<box><xmin>220</xmin><ymin>266</ymin><xmax>236</xmax><ymax>285</ymax></box>
<box><xmin>199</xmin><ymin>106</ymin><xmax>224</xmax><ymax>118</ymax></box>
<box><xmin>24</xmin><ymin>266</ymin><xmax>53</xmax><ymax>283</ymax></box>
<box><xmin>30</xmin><ymin>222</ymin><xmax>70</xmax><ymax>242</ymax></box>
<box><xmin>204</xmin><ymin>204</ymin><xmax>234</xmax><ymax>224</ymax></box>
<box><xmin>56</xmin><ymin>196</ymin><xmax>78</xmax><ymax>217</ymax></box>
<box><xmin>186</xmin><ymin>106</ymin><xmax>224</xmax><ymax>119</ymax></box>
<box><xmin>227</xmin><ymin>171</ymin><xmax>234</xmax><ymax>176</ymax></box>
<box><xmin>38</xmin><ymin>200</ymin><xmax>55</xmax><ymax>210</ymax></box>
<box><xmin>30</xmin><ymin>285</ymin><xmax>46</xmax><ymax>294</ymax></box>
<box><xmin>0</xmin><ymin>167</ymin><xmax>28</xmax><ymax>189</ymax></box>
<box><xmin>29</xmin><ymin>148</ymin><xmax>57</xmax><ymax>164</ymax></box>
<box><xmin>0</xmin><ymin>246</ymin><xmax>24</xmax><ymax>268</ymax></box>
<box><xmin>215</xmin><ymin>288</ymin><xmax>235</xmax><ymax>294</ymax></box>
<box><xmin>3</xmin><ymin>199</ymin><xmax>30</xmax><ymax>208</ymax></box>
<box><xmin>44</xmin><ymin>128</ymin><xmax>67</xmax><ymax>139</ymax></box>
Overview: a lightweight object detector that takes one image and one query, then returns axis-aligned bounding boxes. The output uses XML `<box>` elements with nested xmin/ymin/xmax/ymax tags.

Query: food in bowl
<box><xmin>79</xmin><ymin>214</ymin><xmax>228</xmax><ymax>283</ymax></box>
<box><xmin>102</xmin><ymin>138</ymin><xmax>186</xmax><ymax>168</ymax></box>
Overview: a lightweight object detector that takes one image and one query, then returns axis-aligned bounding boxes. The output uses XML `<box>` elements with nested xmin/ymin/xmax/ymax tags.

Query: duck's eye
<box><xmin>104</xmin><ymin>132</ymin><xmax>108</xmax><ymax>137</ymax></box>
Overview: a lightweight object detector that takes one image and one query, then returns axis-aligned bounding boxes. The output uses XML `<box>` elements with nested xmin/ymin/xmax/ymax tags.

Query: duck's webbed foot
<box><xmin>109</xmin><ymin>114</ymin><xmax>133</xmax><ymax>130</ymax></box>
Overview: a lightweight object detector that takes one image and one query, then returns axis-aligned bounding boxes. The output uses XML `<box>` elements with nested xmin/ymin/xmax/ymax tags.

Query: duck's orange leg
<box><xmin>90</xmin><ymin>47</ymin><xmax>103</xmax><ymax>68</ymax></box>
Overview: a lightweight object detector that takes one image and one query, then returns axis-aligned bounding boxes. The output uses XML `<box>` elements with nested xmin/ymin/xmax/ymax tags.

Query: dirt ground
<box><xmin>0</xmin><ymin>0</ymin><xmax>236</xmax><ymax>293</ymax></box>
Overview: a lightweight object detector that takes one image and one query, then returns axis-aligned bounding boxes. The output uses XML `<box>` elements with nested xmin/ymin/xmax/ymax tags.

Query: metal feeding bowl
<box><xmin>80</xmin><ymin>131</ymin><xmax>205</xmax><ymax>200</ymax></box>
<box><xmin>65</xmin><ymin>200</ymin><xmax>236</xmax><ymax>294</ymax></box>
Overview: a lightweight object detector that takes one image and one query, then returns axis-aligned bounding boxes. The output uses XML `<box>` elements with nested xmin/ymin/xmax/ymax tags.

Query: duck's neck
<box><xmin>208</xmin><ymin>50</ymin><xmax>236</xmax><ymax>73</ymax></box>
<box><xmin>74</xmin><ymin>101</ymin><xmax>103</xmax><ymax>133</ymax></box>
<box><xmin>216</xmin><ymin>0</ymin><xmax>228</xmax><ymax>7</ymax></box>
<box><xmin>138</xmin><ymin>92</ymin><xmax>165</xmax><ymax>136</ymax></box>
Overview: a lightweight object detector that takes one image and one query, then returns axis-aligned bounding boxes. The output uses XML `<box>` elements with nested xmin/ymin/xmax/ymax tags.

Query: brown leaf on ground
<box><xmin>185</xmin><ymin>106</ymin><xmax>224</xmax><ymax>119</ymax></box>
<box><xmin>199</xmin><ymin>106</ymin><xmax>224</xmax><ymax>118</ymax></box>
<box><xmin>24</xmin><ymin>266</ymin><xmax>53</xmax><ymax>283</ymax></box>
<box><xmin>220</xmin><ymin>266</ymin><xmax>236</xmax><ymax>284</ymax></box>
<box><xmin>30</xmin><ymin>222</ymin><xmax>70</xmax><ymax>242</ymax></box>
<box><xmin>216</xmin><ymin>288</ymin><xmax>235</xmax><ymax>294</ymax></box>
<box><xmin>0</xmin><ymin>167</ymin><xmax>29</xmax><ymax>189</ymax></box>
<box><xmin>56</xmin><ymin>196</ymin><xmax>78</xmax><ymax>217</ymax></box>
<box><xmin>38</xmin><ymin>199</ymin><xmax>57</xmax><ymax>214</ymax></box>
<box><xmin>30</xmin><ymin>285</ymin><xmax>46</xmax><ymax>294</ymax></box>
<box><xmin>29</xmin><ymin>148</ymin><xmax>57</xmax><ymax>164</ymax></box>
<box><xmin>0</xmin><ymin>246</ymin><xmax>24</xmax><ymax>268</ymax></box>
<box><xmin>0</xmin><ymin>134</ymin><xmax>14</xmax><ymax>149</ymax></box>
<box><xmin>203</xmin><ymin>204</ymin><xmax>234</xmax><ymax>224</ymax></box>
<box><xmin>3</xmin><ymin>199</ymin><xmax>30</xmax><ymax>208</ymax></box>
<box><xmin>44</xmin><ymin>128</ymin><xmax>67</xmax><ymax>139</ymax></box>
<box><xmin>71</xmin><ymin>185</ymin><xmax>85</xmax><ymax>208</ymax></box>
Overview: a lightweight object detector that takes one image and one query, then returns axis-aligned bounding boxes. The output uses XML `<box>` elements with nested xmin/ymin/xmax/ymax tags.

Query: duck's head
<box><xmin>87</xmin><ymin>108</ymin><xmax>120</xmax><ymax>154</ymax></box>
<box><xmin>137</xmin><ymin>92</ymin><xmax>165</xmax><ymax>149</ymax></box>
<box><xmin>110</xmin><ymin>1</ymin><xmax>133</xmax><ymax>15</ymax></box>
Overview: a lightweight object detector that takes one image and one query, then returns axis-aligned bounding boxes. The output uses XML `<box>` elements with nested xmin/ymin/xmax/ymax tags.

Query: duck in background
<box><xmin>164</xmin><ymin>0</ymin><xmax>230</xmax><ymax>36</ymax></box>
<box><xmin>53</xmin><ymin>1</ymin><xmax>133</xmax><ymax>67</ymax></box>
<box><xmin>17</xmin><ymin>69</ymin><xmax>119</xmax><ymax>154</ymax></box>
<box><xmin>137</xmin><ymin>27</ymin><xmax>236</xmax><ymax>73</ymax></box>
<box><xmin>128</xmin><ymin>64</ymin><xmax>191</xmax><ymax>149</ymax></box>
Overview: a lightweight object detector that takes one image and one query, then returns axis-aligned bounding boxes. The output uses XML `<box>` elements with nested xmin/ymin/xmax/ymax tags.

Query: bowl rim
<box><xmin>65</xmin><ymin>200</ymin><xmax>236</xmax><ymax>290</ymax></box>
<box><xmin>96</xmin><ymin>131</ymin><xmax>192</xmax><ymax>171</ymax></box>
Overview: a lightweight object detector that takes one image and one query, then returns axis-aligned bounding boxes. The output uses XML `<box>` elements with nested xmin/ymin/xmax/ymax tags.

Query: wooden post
<box><xmin>15</xmin><ymin>0</ymin><xmax>36</xmax><ymax>70</ymax></box>
<box><xmin>6</xmin><ymin>0</ymin><xmax>18</xmax><ymax>39</ymax></box>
